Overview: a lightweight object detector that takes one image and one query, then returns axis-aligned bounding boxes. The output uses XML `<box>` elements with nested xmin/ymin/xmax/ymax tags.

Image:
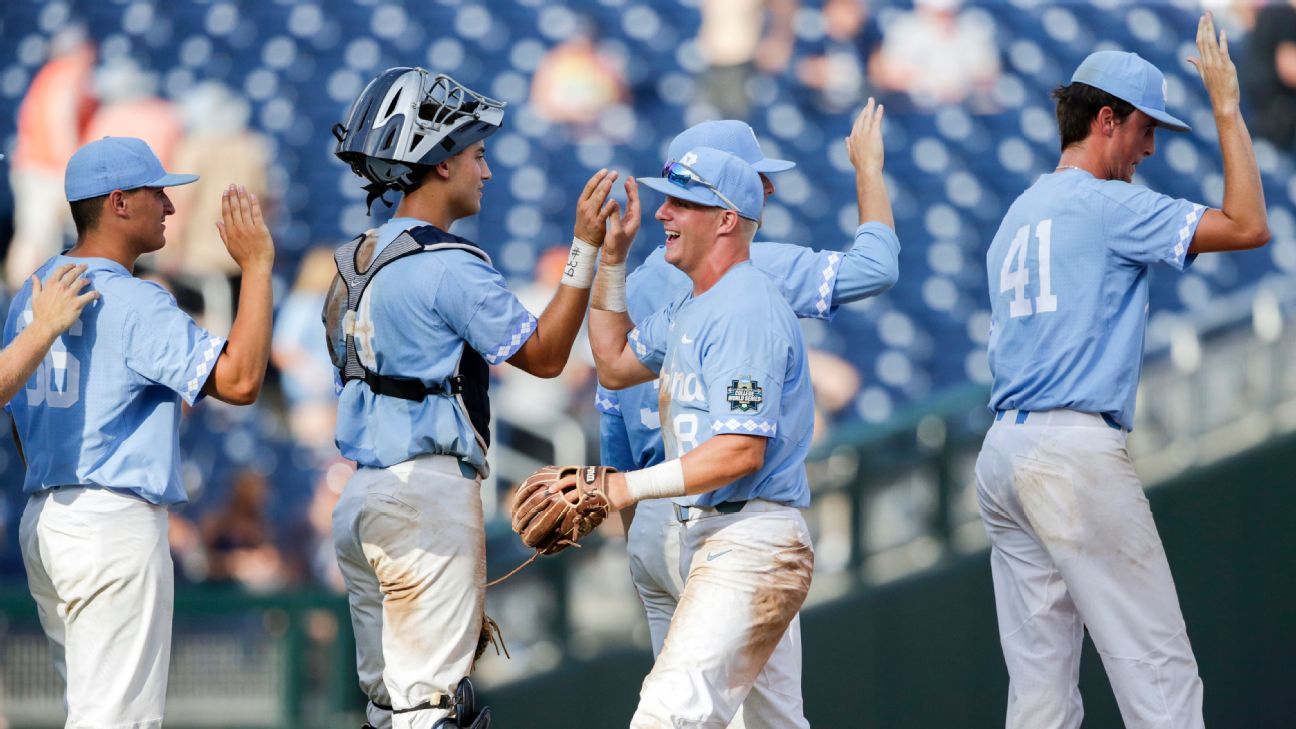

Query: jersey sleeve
<box><xmin>595</xmin><ymin>387</ymin><xmax>637</xmax><ymax>471</ymax></box>
<box><xmin>628</xmin><ymin>306</ymin><xmax>670</xmax><ymax>374</ymax></box>
<box><xmin>1100</xmin><ymin>184</ymin><xmax>1206</xmax><ymax>271</ymax></box>
<box><xmin>437</xmin><ymin>253</ymin><xmax>538</xmax><ymax>365</ymax></box>
<box><xmin>122</xmin><ymin>282</ymin><xmax>226</xmax><ymax>406</ymax></box>
<box><xmin>749</xmin><ymin>223</ymin><xmax>900</xmax><ymax>322</ymax></box>
<box><xmin>700</xmin><ymin>312</ymin><xmax>789</xmax><ymax>439</ymax></box>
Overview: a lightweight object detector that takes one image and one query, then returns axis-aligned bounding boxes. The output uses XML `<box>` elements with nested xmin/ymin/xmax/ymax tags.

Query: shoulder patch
<box><xmin>726</xmin><ymin>377</ymin><xmax>763</xmax><ymax>412</ymax></box>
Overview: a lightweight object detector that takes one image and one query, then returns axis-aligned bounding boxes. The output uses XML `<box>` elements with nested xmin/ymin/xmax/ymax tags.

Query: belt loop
<box><xmin>673</xmin><ymin>503</ymin><xmax>691</xmax><ymax>522</ymax></box>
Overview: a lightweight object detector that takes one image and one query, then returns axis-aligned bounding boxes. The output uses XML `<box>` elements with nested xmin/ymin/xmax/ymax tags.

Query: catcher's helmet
<box><xmin>333</xmin><ymin>68</ymin><xmax>505</xmax><ymax>200</ymax></box>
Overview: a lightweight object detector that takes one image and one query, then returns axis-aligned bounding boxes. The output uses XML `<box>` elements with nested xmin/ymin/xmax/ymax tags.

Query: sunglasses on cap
<box><xmin>659</xmin><ymin>160</ymin><xmax>740</xmax><ymax>214</ymax></box>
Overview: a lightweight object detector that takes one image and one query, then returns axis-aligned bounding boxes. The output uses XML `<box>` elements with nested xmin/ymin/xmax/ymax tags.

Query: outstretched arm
<box><xmin>0</xmin><ymin>264</ymin><xmax>98</xmax><ymax>405</ymax></box>
<box><xmin>589</xmin><ymin>177</ymin><xmax>657</xmax><ymax>389</ymax></box>
<box><xmin>508</xmin><ymin>170</ymin><xmax>617</xmax><ymax>377</ymax></box>
<box><xmin>1188</xmin><ymin>12</ymin><xmax>1270</xmax><ymax>254</ymax></box>
<box><xmin>205</xmin><ymin>185</ymin><xmax>275</xmax><ymax>405</ymax></box>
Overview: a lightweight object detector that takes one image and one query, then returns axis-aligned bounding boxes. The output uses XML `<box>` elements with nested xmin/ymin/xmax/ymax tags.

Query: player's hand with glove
<box><xmin>510</xmin><ymin>465</ymin><xmax>622</xmax><ymax>555</ymax></box>
<box><xmin>217</xmin><ymin>184</ymin><xmax>275</xmax><ymax>274</ymax></box>
<box><xmin>29</xmin><ymin>264</ymin><xmax>98</xmax><ymax>341</ymax></box>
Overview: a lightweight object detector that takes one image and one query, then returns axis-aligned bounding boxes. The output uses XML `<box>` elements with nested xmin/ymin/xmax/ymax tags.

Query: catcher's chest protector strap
<box><xmin>332</xmin><ymin>225</ymin><xmax>494</xmax><ymax>448</ymax></box>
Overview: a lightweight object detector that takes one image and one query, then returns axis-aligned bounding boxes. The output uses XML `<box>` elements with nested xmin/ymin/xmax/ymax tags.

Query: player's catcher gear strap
<box><xmin>328</xmin><ymin>224</ymin><xmax>495</xmax><ymax>448</ymax></box>
<box><xmin>370</xmin><ymin>694</ymin><xmax>453</xmax><ymax>714</ymax></box>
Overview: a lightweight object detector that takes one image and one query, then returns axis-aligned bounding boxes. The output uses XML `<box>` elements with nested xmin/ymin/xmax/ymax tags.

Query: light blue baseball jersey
<box><xmin>332</xmin><ymin>217</ymin><xmax>536</xmax><ymax>472</ymax></box>
<box><xmin>597</xmin><ymin>222</ymin><xmax>900</xmax><ymax>472</ymax></box>
<box><xmin>629</xmin><ymin>262</ymin><xmax>814</xmax><ymax>508</ymax></box>
<box><xmin>986</xmin><ymin>169</ymin><xmax>1206</xmax><ymax>430</ymax></box>
<box><xmin>3</xmin><ymin>255</ymin><xmax>226</xmax><ymax>506</ymax></box>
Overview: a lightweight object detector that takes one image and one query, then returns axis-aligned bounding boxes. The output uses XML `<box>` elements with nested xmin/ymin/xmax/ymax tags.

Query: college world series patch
<box><xmin>727</xmin><ymin>377</ymin><xmax>763</xmax><ymax>412</ymax></box>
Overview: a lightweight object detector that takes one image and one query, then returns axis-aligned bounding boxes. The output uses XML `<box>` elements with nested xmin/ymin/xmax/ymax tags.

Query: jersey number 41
<box><xmin>999</xmin><ymin>219</ymin><xmax>1058</xmax><ymax>319</ymax></box>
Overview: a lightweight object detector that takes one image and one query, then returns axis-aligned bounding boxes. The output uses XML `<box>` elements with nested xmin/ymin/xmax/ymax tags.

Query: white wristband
<box><xmin>624</xmin><ymin>459</ymin><xmax>687</xmax><ymax>502</ymax></box>
<box><xmin>560</xmin><ymin>237</ymin><xmax>599</xmax><ymax>289</ymax></box>
<box><xmin>593</xmin><ymin>261</ymin><xmax>627</xmax><ymax>312</ymax></box>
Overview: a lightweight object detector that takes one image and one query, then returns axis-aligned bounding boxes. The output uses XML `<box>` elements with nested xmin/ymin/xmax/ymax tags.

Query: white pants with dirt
<box><xmin>974</xmin><ymin>410</ymin><xmax>1204</xmax><ymax>729</ymax></box>
<box><xmin>631</xmin><ymin>500</ymin><xmax>814</xmax><ymax>729</ymax></box>
<box><xmin>20</xmin><ymin>487</ymin><xmax>173</xmax><ymax>729</ymax></box>
<box><xmin>332</xmin><ymin>454</ymin><xmax>485</xmax><ymax>729</ymax></box>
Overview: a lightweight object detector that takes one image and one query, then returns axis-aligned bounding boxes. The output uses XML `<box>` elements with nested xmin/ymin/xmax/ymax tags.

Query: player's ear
<box><xmin>107</xmin><ymin>189</ymin><xmax>129</xmax><ymax>219</ymax></box>
<box><xmin>432</xmin><ymin>158</ymin><xmax>454</xmax><ymax>181</ymax></box>
<box><xmin>1096</xmin><ymin>106</ymin><xmax>1118</xmax><ymax>137</ymax></box>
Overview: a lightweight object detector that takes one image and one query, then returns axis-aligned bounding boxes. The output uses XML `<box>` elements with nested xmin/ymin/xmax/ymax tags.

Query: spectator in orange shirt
<box><xmin>6</xmin><ymin>32</ymin><xmax>97</xmax><ymax>291</ymax></box>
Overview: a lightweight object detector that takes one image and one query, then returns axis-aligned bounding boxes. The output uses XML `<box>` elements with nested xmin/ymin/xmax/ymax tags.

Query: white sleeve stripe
<box><xmin>1173</xmin><ymin>203</ymin><xmax>1205</xmax><ymax>263</ymax></box>
<box><xmin>594</xmin><ymin>393</ymin><xmax>621</xmax><ymax>414</ymax></box>
<box><xmin>484</xmin><ymin>312</ymin><xmax>537</xmax><ymax>365</ymax></box>
<box><xmin>813</xmin><ymin>252</ymin><xmax>842</xmax><ymax>318</ymax></box>
<box><xmin>711</xmin><ymin>417</ymin><xmax>777</xmax><ymax>436</ymax></box>
<box><xmin>183</xmin><ymin>337</ymin><xmax>225</xmax><ymax>401</ymax></box>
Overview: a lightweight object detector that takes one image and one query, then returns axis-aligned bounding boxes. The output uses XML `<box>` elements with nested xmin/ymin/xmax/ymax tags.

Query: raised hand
<box><xmin>574</xmin><ymin>169</ymin><xmax>620</xmax><ymax>247</ymax></box>
<box><xmin>216</xmin><ymin>184</ymin><xmax>275</xmax><ymax>272</ymax></box>
<box><xmin>1188</xmin><ymin>12</ymin><xmax>1240</xmax><ymax>116</ymax></box>
<box><xmin>29</xmin><ymin>263</ymin><xmax>98</xmax><ymax>339</ymax></box>
<box><xmin>846</xmin><ymin>97</ymin><xmax>886</xmax><ymax>175</ymax></box>
<box><xmin>602</xmin><ymin>177</ymin><xmax>641</xmax><ymax>265</ymax></box>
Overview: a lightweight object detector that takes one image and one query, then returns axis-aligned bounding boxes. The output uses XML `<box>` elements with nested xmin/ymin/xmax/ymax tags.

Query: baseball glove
<box><xmin>510</xmin><ymin>465</ymin><xmax>617</xmax><ymax>555</ymax></box>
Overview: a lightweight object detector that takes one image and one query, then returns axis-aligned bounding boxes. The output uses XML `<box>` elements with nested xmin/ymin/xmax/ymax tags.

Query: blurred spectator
<box><xmin>201</xmin><ymin>469</ymin><xmax>290</xmax><ymax>592</ymax></box>
<box><xmin>494</xmin><ymin>244</ymin><xmax>595</xmax><ymax>432</ymax></box>
<box><xmin>1242</xmin><ymin>1</ymin><xmax>1296</xmax><ymax>150</ymax></box>
<box><xmin>869</xmin><ymin>0</ymin><xmax>1000</xmax><ymax>111</ymax></box>
<box><xmin>285</xmin><ymin>459</ymin><xmax>350</xmax><ymax>592</ymax></box>
<box><xmin>697</xmin><ymin>0</ymin><xmax>800</xmax><ymax>119</ymax></box>
<box><xmin>83</xmin><ymin>57</ymin><xmax>183</xmax><ymax>165</ymax></box>
<box><xmin>807</xmin><ymin>348</ymin><xmax>862</xmax><ymax>445</ymax></box>
<box><xmin>5</xmin><ymin>31</ymin><xmax>97</xmax><ymax>290</ymax></box>
<box><xmin>271</xmin><ymin>246</ymin><xmax>339</xmax><ymax>456</ymax></box>
<box><xmin>156</xmin><ymin>81</ymin><xmax>272</xmax><ymax>335</ymax></box>
<box><xmin>797</xmin><ymin>0</ymin><xmax>882</xmax><ymax>112</ymax></box>
<box><xmin>169</xmin><ymin>513</ymin><xmax>209</xmax><ymax>584</ymax></box>
<box><xmin>530</xmin><ymin>17</ymin><xmax>630</xmax><ymax>139</ymax></box>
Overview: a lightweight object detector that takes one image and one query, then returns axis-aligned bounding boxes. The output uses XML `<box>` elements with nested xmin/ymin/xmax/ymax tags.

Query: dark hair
<box><xmin>69</xmin><ymin>194</ymin><xmax>107</xmax><ymax>237</ymax></box>
<box><xmin>1051</xmin><ymin>82</ymin><xmax>1137</xmax><ymax>151</ymax></box>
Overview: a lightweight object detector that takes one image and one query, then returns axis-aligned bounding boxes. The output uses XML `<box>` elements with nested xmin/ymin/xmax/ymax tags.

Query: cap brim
<box><xmin>144</xmin><ymin>173</ymin><xmax>200</xmax><ymax>189</ymax></box>
<box><xmin>751</xmin><ymin>158</ymin><xmax>795</xmax><ymax>173</ymax></box>
<box><xmin>638</xmin><ymin>177</ymin><xmax>727</xmax><ymax>209</ymax></box>
<box><xmin>1138</xmin><ymin>105</ymin><xmax>1190</xmax><ymax>133</ymax></box>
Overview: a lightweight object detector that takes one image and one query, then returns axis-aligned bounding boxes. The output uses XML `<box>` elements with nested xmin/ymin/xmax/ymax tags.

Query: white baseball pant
<box><xmin>631</xmin><ymin>500</ymin><xmax>814</xmax><ymax>729</ymax></box>
<box><xmin>332</xmin><ymin>454</ymin><xmax>486</xmax><ymax>729</ymax></box>
<box><xmin>20</xmin><ymin>487</ymin><xmax>173</xmax><ymax>729</ymax></box>
<box><xmin>627</xmin><ymin>498</ymin><xmax>811</xmax><ymax>729</ymax></box>
<box><xmin>974</xmin><ymin>409</ymin><xmax>1204</xmax><ymax>729</ymax></box>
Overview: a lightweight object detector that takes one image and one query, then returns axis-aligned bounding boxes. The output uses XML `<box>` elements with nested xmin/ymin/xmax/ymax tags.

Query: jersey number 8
<box><xmin>999</xmin><ymin>219</ymin><xmax>1058</xmax><ymax>319</ymax></box>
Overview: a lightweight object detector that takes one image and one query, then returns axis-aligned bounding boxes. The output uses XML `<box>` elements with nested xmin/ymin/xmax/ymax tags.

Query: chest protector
<box><xmin>324</xmin><ymin>224</ymin><xmax>493</xmax><ymax>451</ymax></box>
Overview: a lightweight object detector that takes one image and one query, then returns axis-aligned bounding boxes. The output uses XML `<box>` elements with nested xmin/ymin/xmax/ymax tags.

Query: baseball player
<box><xmin>585</xmin><ymin>147</ymin><xmax>816</xmax><ymax>728</ymax></box>
<box><xmin>0</xmin><ymin>263</ymin><xmax>97</xmax><ymax>405</ymax></box>
<box><xmin>327</xmin><ymin>68</ymin><xmax>616</xmax><ymax>729</ymax></box>
<box><xmin>5</xmin><ymin>136</ymin><xmax>275</xmax><ymax>728</ymax></box>
<box><xmin>596</xmin><ymin>106</ymin><xmax>896</xmax><ymax>728</ymax></box>
<box><xmin>976</xmin><ymin>14</ymin><xmax>1268</xmax><ymax>729</ymax></box>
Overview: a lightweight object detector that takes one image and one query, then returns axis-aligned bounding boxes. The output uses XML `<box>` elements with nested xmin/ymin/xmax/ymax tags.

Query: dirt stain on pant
<box><xmin>737</xmin><ymin>539</ymin><xmax>814</xmax><ymax>687</ymax></box>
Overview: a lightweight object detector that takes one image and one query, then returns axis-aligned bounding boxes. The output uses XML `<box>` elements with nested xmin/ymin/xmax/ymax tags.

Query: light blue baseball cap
<box><xmin>639</xmin><ymin>146</ymin><xmax>764</xmax><ymax>222</ymax></box>
<box><xmin>666</xmin><ymin>120</ymin><xmax>794</xmax><ymax>174</ymax></box>
<box><xmin>65</xmin><ymin>137</ymin><xmax>199</xmax><ymax>202</ymax></box>
<box><xmin>1070</xmin><ymin>51</ymin><xmax>1190</xmax><ymax>132</ymax></box>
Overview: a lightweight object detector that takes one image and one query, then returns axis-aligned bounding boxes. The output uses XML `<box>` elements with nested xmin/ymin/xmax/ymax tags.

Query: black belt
<box><xmin>361</xmin><ymin>371</ymin><xmax>464</xmax><ymax>402</ymax></box>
